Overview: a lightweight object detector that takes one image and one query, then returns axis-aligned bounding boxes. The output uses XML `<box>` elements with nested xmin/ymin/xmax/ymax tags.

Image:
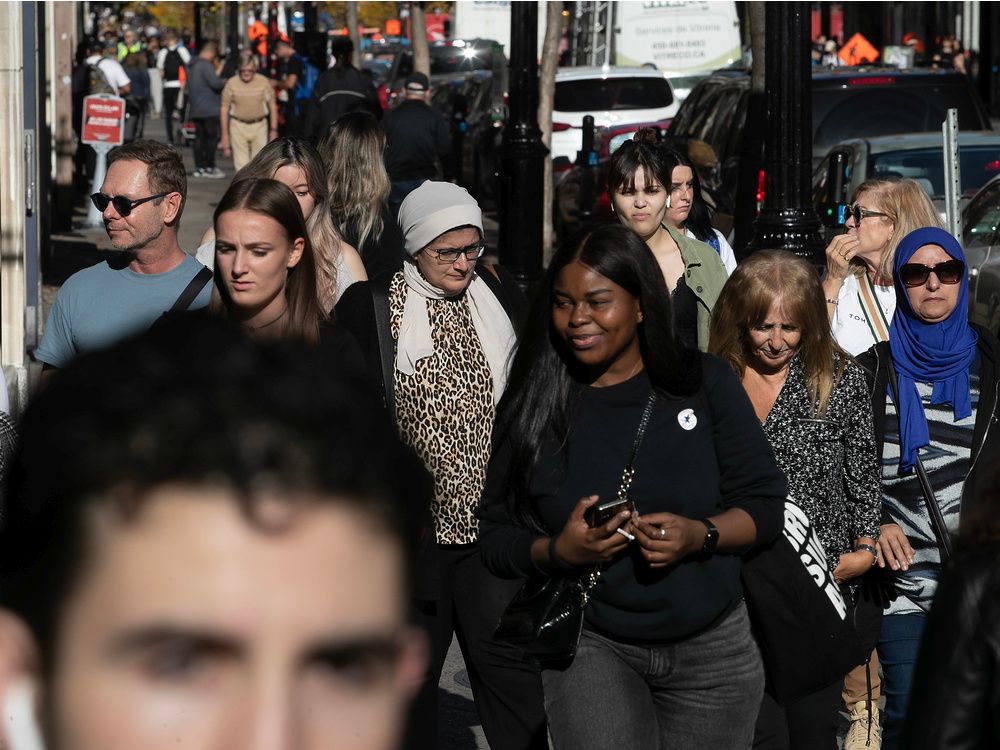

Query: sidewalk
<box><xmin>47</xmin><ymin>113</ymin><xmax>492</xmax><ymax>750</ymax></box>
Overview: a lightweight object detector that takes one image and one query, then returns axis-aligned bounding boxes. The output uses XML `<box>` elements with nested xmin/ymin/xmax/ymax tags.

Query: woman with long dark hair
<box><xmin>478</xmin><ymin>223</ymin><xmax>787</xmax><ymax>750</ymax></box>
<box><xmin>606</xmin><ymin>132</ymin><xmax>728</xmax><ymax>351</ymax></box>
<box><xmin>658</xmin><ymin>146</ymin><xmax>737</xmax><ymax>273</ymax></box>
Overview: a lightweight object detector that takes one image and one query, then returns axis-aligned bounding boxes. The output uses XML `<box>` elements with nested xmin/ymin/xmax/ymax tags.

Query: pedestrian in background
<box><xmin>195</xmin><ymin>138</ymin><xmax>366</xmax><ymax>310</ymax></box>
<box><xmin>381</xmin><ymin>72</ymin><xmax>451</xmax><ymax>217</ymax></box>
<box><xmin>319</xmin><ymin>111</ymin><xmax>404</xmax><ymax>278</ymax></box>
<box><xmin>304</xmin><ymin>36</ymin><xmax>381</xmax><ymax>143</ymax></box>
<box><xmin>274</xmin><ymin>38</ymin><xmax>305</xmax><ymax>138</ymax></box>
<box><xmin>857</xmin><ymin>227</ymin><xmax>1000</xmax><ymax>750</ymax></box>
<box><xmin>186</xmin><ymin>40</ymin><xmax>226</xmax><ymax>179</ymax></box>
<box><xmin>156</xmin><ymin>29</ymin><xmax>190</xmax><ymax>145</ymax></box>
<box><xmin>122</xmin><ymin>52</ymin><xmax>150</xmax><ymax>141</ymax></box>
<box><xmin>219</xmin><ymin>51</ymin><xmax>278</xmax><ymax>171</ymax></box>
<box><xmin>145</xmin><ymin>34</ymin><xmax>163</xmax><ymax>117</ymax></box>
<box><xmin>822</xmin><ymin>178</ymin><xmax>940</xmax><ymax>355</ymax></box>
<box><xmin>607</xmin><ymin>132</ymin><xmax>728</xmax><ymax>351</ymax></box>
<box><xmin>711</xmin><ymin>250</ymin><xmax>883</xmax><ymax>750</ymax></box>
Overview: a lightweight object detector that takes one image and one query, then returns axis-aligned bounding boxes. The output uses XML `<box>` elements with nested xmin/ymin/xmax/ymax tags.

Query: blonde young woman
<box><xmin>822</xmin><ymin>179</ymin><xmax>940</xmax><ymax>355</ymax></box>
<box><xmin>319</xmin><ymin>111</ymin><xmax>404</xmax><ymax>279</ymax></box>
<box><xmin>196</xmin><ymin>138</ymin><xmax>367</xmax><ymax>310</ymax></box>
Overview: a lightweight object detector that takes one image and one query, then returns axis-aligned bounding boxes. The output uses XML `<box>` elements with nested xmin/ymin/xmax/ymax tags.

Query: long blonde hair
<box><xmin>850</xmin><ymin>178</ymin><xmax>941</xmax><ymax>283</ymax></box>
<box><xmin>234</xmin><ymin>138</ymin><xmax>342</xmax><ymax>311</ymax></box>
<box><xmin>710</xmin><ymin>250</ymin><xmax>846</xmax><ymax>417</ymax></box>
<box><xmin>318</xmin><ymin>111</ymin><xmax>390</xmax><ymax>251</ymax></box>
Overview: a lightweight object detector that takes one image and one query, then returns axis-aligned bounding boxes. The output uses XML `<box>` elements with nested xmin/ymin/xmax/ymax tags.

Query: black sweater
<box><xmin>478</xmin><ymin>356</ymin><xmax>787</xmax><ymax>642</ymax></box>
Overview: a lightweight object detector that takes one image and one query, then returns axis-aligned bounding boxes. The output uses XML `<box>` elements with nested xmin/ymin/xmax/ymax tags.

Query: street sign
<box><xmin>838</xmin><ymin>33</ymin><xmax>879</xmax><ymax>66</ymax></box>
<box><xmin>81</xmin><ymin>94</ymin><xmax>125</xmax><ymax>147</ymax></box>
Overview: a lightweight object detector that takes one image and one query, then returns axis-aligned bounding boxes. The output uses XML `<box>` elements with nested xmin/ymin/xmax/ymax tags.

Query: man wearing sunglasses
<box><xmin>35</xmin><ymin>140</ymin><xmax>212</xmax><ymax>381</ymax></box>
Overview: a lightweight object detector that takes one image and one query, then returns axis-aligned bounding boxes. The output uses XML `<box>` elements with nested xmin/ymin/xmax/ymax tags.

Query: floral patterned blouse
<box><xmin>761</xmin><ymin>354</ymin><xmax>881</xmax><ymax>572</ymax></box>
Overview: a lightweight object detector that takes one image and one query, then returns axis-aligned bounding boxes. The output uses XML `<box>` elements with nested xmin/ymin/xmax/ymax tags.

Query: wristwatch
<box><xmin>701</xmin><ymin>518</ymin><xmax>720</xmax><ymax>555</ymax></box>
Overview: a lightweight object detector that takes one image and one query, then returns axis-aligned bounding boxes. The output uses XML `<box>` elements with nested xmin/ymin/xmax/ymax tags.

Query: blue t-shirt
<box><xmin>36</xmin><ymin>254</ymin><xmax>212</xmax><ymax>368</ymax></box>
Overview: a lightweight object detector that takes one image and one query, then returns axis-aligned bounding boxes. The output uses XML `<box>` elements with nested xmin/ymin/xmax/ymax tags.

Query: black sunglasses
<box><xmin>90</xmin><ymin>192</ymin><xmax>168</xmax><ymax>217</ymax></box>
<box><xmin>843</xmin><ymin>203</ymin><xmax>889</xmax><ymax>225</ymax></box>
<box><xmin>898</xmin><ymin>259</ymin><xmax>965</xmax><ymax>288</ymax></box>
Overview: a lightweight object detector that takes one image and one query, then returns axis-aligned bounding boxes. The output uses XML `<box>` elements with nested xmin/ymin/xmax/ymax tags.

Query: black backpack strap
<box><xmin>370</xmin><ymin>277</ymin><xmax>396</xmax><ymax>419</ymax></box>
<box><xmin>884</xmin><ymin>353</ymin><xmax>954</xmax><ymax>563</ymax></box>
<box><xmin>170</xmin><ymin>266</ymin><xmax>213</xmax><ymax>312</ymax></box>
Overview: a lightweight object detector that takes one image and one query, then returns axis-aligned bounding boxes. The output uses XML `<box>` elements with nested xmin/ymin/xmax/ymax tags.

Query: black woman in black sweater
<box><xmin>478</xmin><ymin>223</ymin><xmax>787</xmax><ymax>750</ymax></box>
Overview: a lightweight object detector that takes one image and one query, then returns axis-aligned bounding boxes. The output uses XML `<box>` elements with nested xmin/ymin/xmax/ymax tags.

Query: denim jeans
<box><xmin>877</xmin><ymin>613</ymin><xmax>926</xmax><ymax>750</ymax></box>
<box><xmin>542</xmin><ymin>602</ymin><xmax>764</xmax><ymax>750</ymax></box>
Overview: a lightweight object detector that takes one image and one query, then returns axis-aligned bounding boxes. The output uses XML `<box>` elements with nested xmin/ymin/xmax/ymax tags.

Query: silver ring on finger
<box><xmin>659</xmin><ymin>527</ymin><xmax>666</xmax><ymax>539</ymax></box>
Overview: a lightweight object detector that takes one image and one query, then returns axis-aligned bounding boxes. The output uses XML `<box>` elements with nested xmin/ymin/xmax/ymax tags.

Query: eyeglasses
<box><xmin>90</xmin><ymin>192</ymin><xmax>168</xmax><ymax>217</ymax></box>
<box><xmin>898</xmin><ymin>259</ymin><xmax>965</xmax><ymax>287</ymax></box>
<box><xmin>426</xmin><ymin>241</ymin><xmax>486</xmax><ymax>264</ymax></box>
<box><xmin>844</xmin><ymin>203</ymin><xmax>889</xmax><ymax>225</ymax></box>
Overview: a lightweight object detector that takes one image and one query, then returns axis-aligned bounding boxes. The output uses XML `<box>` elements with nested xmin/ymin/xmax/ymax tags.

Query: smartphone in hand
<box><xmin>584</xmin><ymin>497</ymin><xmax>635</xmax><ymax>528</ymax></box>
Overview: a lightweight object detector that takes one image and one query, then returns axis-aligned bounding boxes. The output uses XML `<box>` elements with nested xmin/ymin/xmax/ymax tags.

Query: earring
<box><xmin>637</xmin><ymin>312</ymin><xmax>644</xmax><ymax>323</ymax></box>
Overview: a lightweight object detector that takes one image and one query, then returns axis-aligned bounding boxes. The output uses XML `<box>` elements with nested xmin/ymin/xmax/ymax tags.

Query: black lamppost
<box><xmin>498</xmin><ymin>2</ymin><xmax>548</xmax><ymax>292</ymax></box>
<box><xmin>745</xmin><ymin>2</ymin><xmax>824</xmax><ymax>264</ymax></box>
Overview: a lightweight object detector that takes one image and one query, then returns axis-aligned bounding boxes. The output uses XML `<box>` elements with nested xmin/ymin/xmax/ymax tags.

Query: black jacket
<box><xmin>900</xmin><ymin>542</ymin><xmax>1000</xmax><ymax>749</ymax></box>
<box><xmin>303</xmin><ymin>66</ymin><xmax>381</xmax><ymax>142</ymax></box>
<box><xmin>382</xmin><ymin>99</ymin><xmax>452</xmax><ymax>182</ymax></box>
<box><xmin>855</xmin><ymin>323</ymin><xmax>1000</xmax><ymax>522</ymax></box>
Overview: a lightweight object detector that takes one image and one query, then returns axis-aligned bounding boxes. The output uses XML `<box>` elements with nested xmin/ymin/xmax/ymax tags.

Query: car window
<box><xmin>812</xmin><ymin>82</ymin><xmax>989</xmax><ymax>155</ymax></box>
<box><xmin>430</xmin><ymin>46</ymin><xmax>494</xmax><ymax>74</ymax></box>
<box><xmin>554</xmin><ymin>77</ymin><xmax>673</xmax><ymax>112</ymax></box>
<box><xmin>963</xmin><ymin>183</ymin><xmax>1000</xmax><ymax>248</ymax></box>
<box><xmin>869</xmin><ymin>146</ymin><xmax>1000</xmax><ymax>198</ymax></box>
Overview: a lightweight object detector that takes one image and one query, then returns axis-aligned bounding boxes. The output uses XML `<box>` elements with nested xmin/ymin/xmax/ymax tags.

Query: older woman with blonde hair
<box><xmin>319</xmin><ymin>111</ymin><xmax>404</xmax><ymax>279</ymax></box>
<box><xmin>711</xmin><ymin>249</ymin><xmax>882</xmax><ymax>750</ymax></box>
<box><xmin>822</xmin><ymin>178</ymin><xmax>941</xmax><ymax>355</ymax></box>
<box><xmin>195</xmin><ymin>137</ymin><xmax>367</xmax><ymax>310</ymax></box>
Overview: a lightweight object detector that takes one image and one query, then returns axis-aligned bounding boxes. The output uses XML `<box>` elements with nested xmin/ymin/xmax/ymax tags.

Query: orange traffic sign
<box><xmin>839</xmin><ymin>33</ymin><xmax>880</xmax><ymax>65</ymax></box>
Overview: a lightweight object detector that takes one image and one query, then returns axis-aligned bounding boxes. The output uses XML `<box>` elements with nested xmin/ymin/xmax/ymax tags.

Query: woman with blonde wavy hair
<box><xmin>319</xmin><ymin>111</ymin><xmax>404</xmax><ymax>279</ymax></box>
<box><xmin>710</xmin><ymin>249</ymin><xmax>882</xmax><ymax>750</ymax></box>
<box><xmin>195</xmin><ymin>137</ymin><xmax>367</xmax><ymax>310</ymax></box>
<box><xmin>822</xmin><ymin>178</ymin><xmax>941</xmax><ymax>355</ymax></box>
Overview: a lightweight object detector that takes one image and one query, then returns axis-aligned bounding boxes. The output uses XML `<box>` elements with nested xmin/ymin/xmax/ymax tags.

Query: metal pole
<box><xmin>84</xmin><ymin>143</ymin><xmax>112</xmax><ymax>227</ymax></box>
<box><xmin>745</xmin><ymin>1</ymin><xmax>824</xmax><ymax>264</ymax></box>
<box><xmin>943</xmin><ymin>108</ymin><xmax>962</xmax><ymax>239</ymax></box>
<box><xmin>498</xmin><ymin>1</ymin><xmax>547</xmax><ymax>292</ymax></box>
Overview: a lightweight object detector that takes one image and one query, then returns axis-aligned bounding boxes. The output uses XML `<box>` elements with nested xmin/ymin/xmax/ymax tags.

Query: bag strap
<box><xmin>884</xmin><ymin>352</ymin><xmax>953</xmax><ymax>562</ymax></box>
<box><xmin>581</xmin><ymin>391</ymin><xmax>658</xmax><ymax>598</ymax></box>
<box><xmin>170</xmin><ymin>266</ymin><xmax>212</xmax><ymax>312</ymax></box>
<box><xmin>617</xmin><ymin>392</ymin><xmax>657</xmax><ymax>502</ymax></box>
<box><xmin>370</xmin><ymin>279</ymin><xmax>396</xmax><ymax>420</ymax></box>
<box><xmin>857</xmin><ymin>274</ymin><xmax>891</xmax><ymax>344</ymax></box>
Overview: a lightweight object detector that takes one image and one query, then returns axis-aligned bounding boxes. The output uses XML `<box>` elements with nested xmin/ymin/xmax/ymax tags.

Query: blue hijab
<box><xmin>888</xmin><ymin>227</ymin><xmax>978</xmax><ymax>472</ymax></box>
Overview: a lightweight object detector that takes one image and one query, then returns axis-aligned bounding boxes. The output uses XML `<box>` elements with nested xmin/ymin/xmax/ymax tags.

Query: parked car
<box><xmin>385</xmin><ymin>38</ymin><xmax>504</xmax><ymax>107</ymax></box>
<box><xmin>812</xmin><ymin>131</ymin><xmax>1000</xmax><ymax>220</ymax></box>
<box><xmin>961</xmin><ymin>174</ymin><xmax>1000</xmax><ymax>334</ymax></box>
<box><xmin>429</xmin><ymin>69</ymin><xmax>506</xmax><ymax>207</ymax></box>
<box><xmin>551</xmin><ymin>66</ymin><xmax>679</xmax><ymax>162</ymax></box>
<box><xmin>667</xmin><ymin>65</ymin><xmax>992</xmax><ymax>245</ymax></box>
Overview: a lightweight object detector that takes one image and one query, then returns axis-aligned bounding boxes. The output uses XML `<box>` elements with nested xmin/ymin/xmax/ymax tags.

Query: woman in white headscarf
<box><xmin>335</xmin><ymin>181</ymin><xmax>547</xmax><ymax>750</ymax></box>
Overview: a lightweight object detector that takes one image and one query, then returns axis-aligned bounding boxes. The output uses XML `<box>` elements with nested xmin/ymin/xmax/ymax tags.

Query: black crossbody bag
<box><xmin>494</xmin><ymin>393</ymin><xmax>657</xmax><ymax>664</ymax></box>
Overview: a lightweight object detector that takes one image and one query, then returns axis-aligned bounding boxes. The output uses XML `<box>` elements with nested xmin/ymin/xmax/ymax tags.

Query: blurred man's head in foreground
<box><xmin>0</xmin><ymin>317</ymin><xmax>430</xmax><ymax>750</ymax></box>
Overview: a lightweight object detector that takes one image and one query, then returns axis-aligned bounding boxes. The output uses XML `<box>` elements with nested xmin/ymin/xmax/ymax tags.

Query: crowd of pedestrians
<box><xmin>4</xmin><ymin>22</ymin><xmax>1000</xmax><ymax>750</ymax></box>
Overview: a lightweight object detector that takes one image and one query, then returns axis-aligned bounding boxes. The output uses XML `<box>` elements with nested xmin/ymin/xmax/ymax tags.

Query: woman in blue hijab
<box><xmin>857</xmin><ymin>226</ymin><xmax>1000</xmax><ymax>749</ymax></box>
